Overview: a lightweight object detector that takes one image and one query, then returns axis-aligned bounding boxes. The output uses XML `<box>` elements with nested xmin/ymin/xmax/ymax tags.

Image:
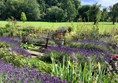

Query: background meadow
<box><xmin>0</xmin><ymin>21</ymin><xmax>118</xmax><ymax>32</ymax></box>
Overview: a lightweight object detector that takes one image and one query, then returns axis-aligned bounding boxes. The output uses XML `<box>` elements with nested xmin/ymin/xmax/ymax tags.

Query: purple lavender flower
<box><xmin>0</xmin><ymin>36</ymin><xmax>21</xmax><ymax>47</ymax></box>
<box><xmin>0</xmin><ymin>59</ymin><xmax>67</xmax><ymax>83</ymax></box>
<box><xmin>47</xmin><ymin>45</ymin><xmax>111</xmax><ymax>62</ymax></box>
<box><xmin>11</xmin><ymin>47</ymin><xmax>32</xmax><ymax>57</ymax></box>
<box><xmin>72</xmin><ymin>39</ymin><xmax>110</xmax><ymax>48</ymax></box>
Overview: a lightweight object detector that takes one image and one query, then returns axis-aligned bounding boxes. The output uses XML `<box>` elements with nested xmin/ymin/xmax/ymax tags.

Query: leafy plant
<box><xmin>51</xmin><ymin>55</ymin><xmax>77</xmax><ymax>83</ymax></box>
<box><xmin>50</xmin><ymin>50</ymin><xmax>112</xmax><ymax>83</ymax></box>
<box><xmin>20</xmin><ymin>12</ymin><xmax>27</xmax><ymax>22</ymax></box>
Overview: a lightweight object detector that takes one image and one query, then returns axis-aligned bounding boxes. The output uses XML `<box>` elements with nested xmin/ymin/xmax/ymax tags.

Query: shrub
<box><xmin>21</xmin><ymin>26</ymin><xmax>40</xmax><ymax>36</ymax></box>
<box><xmin>0</xmin><ymin>27</ymin><xmax>10</xmax><ymax>36</ymax></box>
<box><xmin>71</xmin><ymin>25</ymin><xmax>100</xmax><ymax>40</ymax></box>
<box><xmin>20</xmin><ymin>12</ymin><xmax>27</xmax><ymax>22</ymax></box>
<box><xmin>0</xmin><ymin>47</ymin><xmax>52</xmax><ymax>73</ymax></box>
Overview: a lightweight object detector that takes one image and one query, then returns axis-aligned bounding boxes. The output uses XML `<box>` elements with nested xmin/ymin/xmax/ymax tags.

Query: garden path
<box><xmin>27</xmin><ymin>50</ymin><xmax>44</xmax><ymax>57</ymax></box>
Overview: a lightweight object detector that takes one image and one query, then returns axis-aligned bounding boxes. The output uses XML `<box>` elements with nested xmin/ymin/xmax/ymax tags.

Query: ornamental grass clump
<box><xmin>50</xmin><ymin>51</ymin><xmax>115</xmax><ymax>83</ymax></box>
<box><xmin>51</xmin><ymin>55</ymin><xmax>77</xmax><ymax>83</ymax></box>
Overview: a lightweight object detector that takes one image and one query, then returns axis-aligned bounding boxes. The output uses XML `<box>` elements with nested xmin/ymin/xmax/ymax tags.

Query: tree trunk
<box><xmin>113</xmin><ymin>21</ymin><xmax>115</xmax><ymax>25</ymax></box>
<box><xmin>94</xmin><ymin>21</ymin><xmax>96</xmax><ymax>25</ymax></box>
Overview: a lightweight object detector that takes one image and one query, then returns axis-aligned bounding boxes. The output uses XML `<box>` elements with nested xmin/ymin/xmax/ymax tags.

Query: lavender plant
<box><xmin>0</xmin><ymin>47</ymin><xmax>52</xmax><ymax>73</ymax></box>
<box><xmin>0</xmin><ymin>36</ymin><xmax>21</xmax><ymax>47</ymax></box>
<box><xmin>0</xmin><ymin>60</ymin><xmax>67</xmax><ymax>83</ymax></box>
<box><xmin>47</xmin><ymin>45</ymin><xmax>111</xmax><ymax>62</ymax></box>
<box><xmin>11</xmin><ymin>47</ymin><xmax>32</xmax><ymax>57</ymax></box>
<box><xmin>0</xmin><ymin>36</ymin><xmax>32</xmax><ymax>57</ymax></box>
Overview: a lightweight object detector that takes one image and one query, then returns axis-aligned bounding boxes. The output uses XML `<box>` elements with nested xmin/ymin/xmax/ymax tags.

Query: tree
<box><xmin>62</xmin><ymin>0</ymin><xmax>77</xmax><ymax>21</ymax></box>
<box><xmin>78</xmin><ymin>5</ymin><xmax>91</xmax><ymax>22</ymax></box>
<box><xmin>46</xmin><ymin>6</ymin><xmax>64</xmax><ymax>22</ymax></box>
<box><xmin>20</xmin><ymin>12</ymin><xmax>27</xmax><ymax>22</ymax></box>
<box><xmin>73</xmin><ymin>0</ymin><xmax>81</xmax><ymax>10</ymax></box>
<box><xmin>3</xmin><ymin>0</ymin><xmax>41</xmax><ymax>20</ymax></box>
<box><xmin>22</xmin><ymin>0</ymin><xmax>41</xmax><ymax>20</ymax></box>
<box><xmin>37</xmin><ymin>0</ymin><xmax>46</xmax><ymax>20</ymax></box>
<box><xmin>0</xmin><ymin>0</ymin><xmax>41</xmax><ymax>20</ymax></box>
<box><xmin>0</xmin><ymin>0</ymin><xmax>6</xmax><ymax>19</ymax></box>
<box><xmin>89</xmin><ymin>3</ymin><xmax>101</xmax><ymax>25</ymax></box>
<box><xmin>0</xmin><ymin>0</ymin><xmax>21</xmax><ymax>20</ymax></box>
<box><xmin>101</xmin><ymin>8</ymin><xmax>108</xmax><ymax>22</ymax></box>
<box><xmin>110</xmin><ymin>3</ymin><xmax>118</xmax><ymax>24</ymax></box>
<box><xmin>45</xmin><ymin>0</ymin><xmax>58</xmax><ymax>7</ymax></box>
<box><xmin>73</xmin><ymin>0</ymin><xmax>81</xmax><ymax>21</ymax></box>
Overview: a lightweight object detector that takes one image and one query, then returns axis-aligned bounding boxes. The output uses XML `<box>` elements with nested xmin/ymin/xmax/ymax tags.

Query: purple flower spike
<box><xmin>0</xmin><ymin>36</ymin><xmax>21</xmax><ymax>47</ymax></box>
<box><xmin>47</xmin><ymin>45</ymin><xmax>111</xmax><ymax>62</ymax></box>
<box><xmin>11</xmin><ymin>47</ymin><xmax>31</xmax><ymax>57</ymax></box>
<box><xmin>0</xmin><ymin>59</ymin><xmax>67</xmax><ymax>83</ymax></box>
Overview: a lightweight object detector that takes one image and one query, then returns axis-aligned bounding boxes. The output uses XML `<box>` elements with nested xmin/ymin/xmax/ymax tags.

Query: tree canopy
<box><xmin>110</xmin><ymin>3</ymin><xmax>118</xmax><ymax>24</ymax></box>
<box><xmin>46</xmin><ymin>6</ymin><xmax>64</xmax><ymax>22</ymax></box>
<box><xmin>89</xmin><ymin>4</ymin><xmax>101</xmax><ymax>25</ymax></box>
<box><xmin>0</xmin><ymin>0</ymin><xmax>118</xmax><ymax>24</ymax></box>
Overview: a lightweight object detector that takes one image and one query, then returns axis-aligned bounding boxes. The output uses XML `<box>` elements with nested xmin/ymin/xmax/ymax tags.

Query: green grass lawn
<box><xmin>0</xmin><ymin>21</ymin><xmax>118</xmax><ymax>33</ymax></box>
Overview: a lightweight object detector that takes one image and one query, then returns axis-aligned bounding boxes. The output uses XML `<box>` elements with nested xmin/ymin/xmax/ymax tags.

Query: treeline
<box><xmin>0</xmin><ymin>0</ymin><xmax>118</xmax><ymax>24</ymax></box>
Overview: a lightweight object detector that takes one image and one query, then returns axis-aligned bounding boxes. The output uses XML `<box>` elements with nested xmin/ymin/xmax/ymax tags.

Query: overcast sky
<box><xmin>81</xmin><ymin>0</ymin><xmax>118</xmax><ymax>8</ymax></box>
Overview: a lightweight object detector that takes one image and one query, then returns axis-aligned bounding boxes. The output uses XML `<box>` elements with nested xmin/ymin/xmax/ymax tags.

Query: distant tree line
<box><xmin>0</xmin><ymin>0</ymin><xmax>118</xmax><ymax>24</ymax></box>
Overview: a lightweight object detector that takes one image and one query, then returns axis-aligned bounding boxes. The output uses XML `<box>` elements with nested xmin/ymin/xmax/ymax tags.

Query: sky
<box><xmin>81</xmin><ymin>0</ymin><xmax>118</xmax><ymax>9</ymax></box>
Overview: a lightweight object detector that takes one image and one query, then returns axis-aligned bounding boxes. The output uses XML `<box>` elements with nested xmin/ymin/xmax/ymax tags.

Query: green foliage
<box><xmin>0</xmin><ymin>42</ymin><xmax>9</xmax><ymax>48</ymax></box>
<box><xmin>39</xmin><ymin>50</ymin><xmax>76</xmax><ymax>63</ymax></box>
<box><xmin>0</xmin><ymin>47</ymin><xmax>51</xmax><ymax>73</ymax></box>
<box><xmin>0</xmin><ymin>27</ymin><xmax>10</xmax><ymax>36</ymax></box>
<box><xmin>73</xmin><ymin>0</ymin><xmax>81</xmax><ymax>10</ymax></box>
<box><xmin>0</xmin><ymin>40</ymin><xmax>51</xmax><ymax>73</ymax></box>
<box><xmin>21</xmin><ymin>43</ymin><xmax>38</xmax><ymax>50</ymax></box>
<box><xmin>46</xmin><ymin>6</ymin><xmax>64</xmax><ymax>22</ymax></box>
<box><xmin>0</xmin><ymin>0</ymin><xmax>117</xmax><ymax>22</ymax></box>
<box><xmin>69</xmin><ymin>42</ymin><xmax>107</xmax><ymax>51</ymax></box>
<box><xmin>69</xmin><ymin>41</ymin><xmax>116</xmax><ymax>55</ymax></box>
<box><xmin>0</xmin><ymin>18</ymin><xmax>19</xmax><ymax>36</ymax></box>
<box><xmin>68</xmin><ymin>26</ymin><xmax>73</xmax><ymax>33</ymax></box>
<box><xmin>0</xmin><ymin>0</ymin><xmax>41</xmax><ymax>20</ymax></box>
<box><xmin>50</xmin><ymin>51</ymin><xmax>114</xmax><ymax>83</ymax></box>
<box><xmin>21</xmin><ymin>26</ymin><xmax>40</xmax><ymax>36</ymax></box>
<box><xmin>89</xmin><ymin>3</ymin><xmax>101</xmax><ymax>24</ymax></box>
<box><xmin>72</xmin><ymin>25</ymin><xmax>100</xmax><ymax>40</ymax></box>
<box><xmin>37</xmin><ymin>0</ymin><xmax>46</xmax><ymax>19</ymax></box>
<box><xmin>101</xmin><ymin>30</ymin><xmax>111</xmax><ymax>37</ymax></box>
<box><xmin>103</xmin><ymin>73</ymin><xmax>118</xmax><ymax>83</ymax></box>
<box><xmin>114</xmin><ymin>35</ymin><xmax>118</xmax><ymax>43</ymax></box>
<box><xmin>51</xmin><ymin>55</ymin><xmax>77</xmax><ymax>83</ymax></box>
<box><xmin>101</xmin><ymin>8</ymin><xmax>108</xmax><ymax>22</ymax></box>
<box><xmin>62</xmin><ymin>0</ymin><xmax>77</xmax><ymax>21</ymax></box>
<box><xmin>20</xmin><ymin>12</ymin><xmax>27</xmax><ymax>22</ymax></box>
<box><xmin>78</xmin><ymin>5</ymin><xmax>91</xmax><ymax>22</ymax></box>
<box><xmin>88</xmin><ymin>25</ymin><xmax>100</xmax><ymax>39</ymax></box>
<box><xmin>110</xmin><ymin>2</ymin><xmax>118</xmax><ymax>24</ymax></box>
